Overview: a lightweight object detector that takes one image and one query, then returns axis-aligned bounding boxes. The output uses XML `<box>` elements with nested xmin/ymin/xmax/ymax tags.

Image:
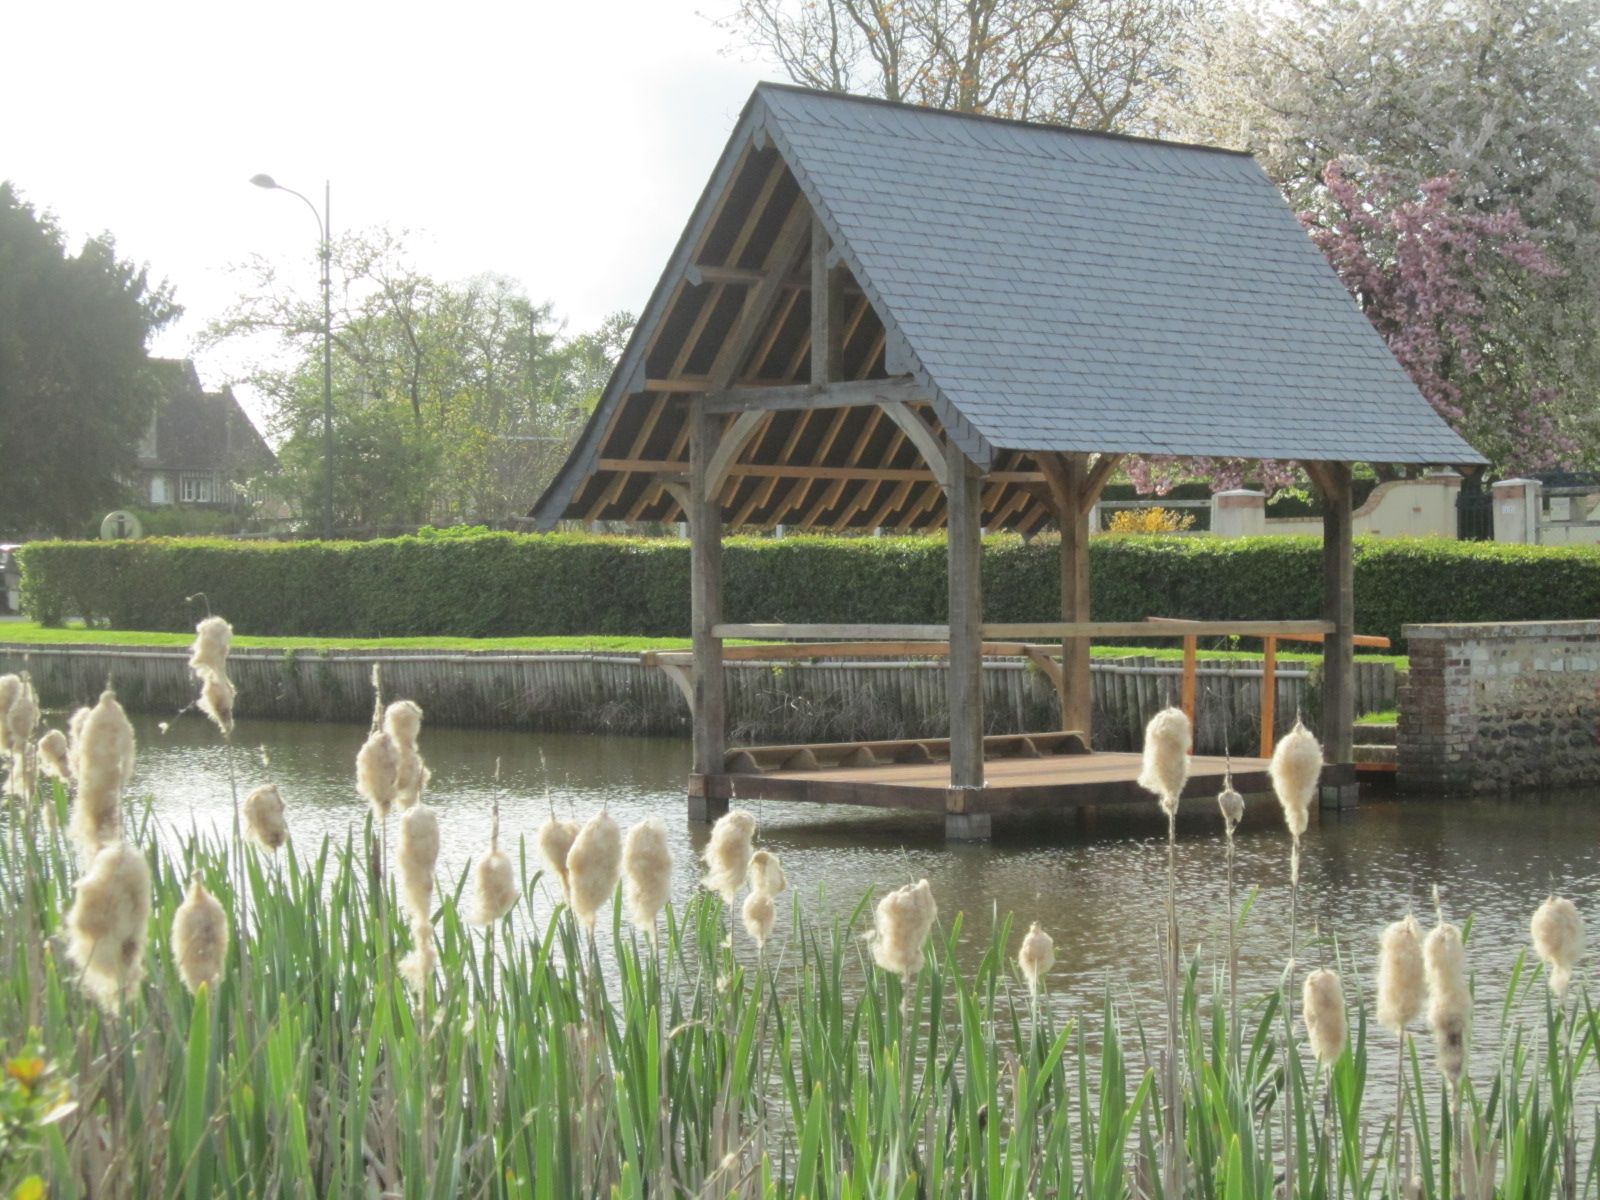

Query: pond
<box><xmin>121</xmin><ymin>712</ymin><xmax>1598</xmax><ymax>1034</ymax></box>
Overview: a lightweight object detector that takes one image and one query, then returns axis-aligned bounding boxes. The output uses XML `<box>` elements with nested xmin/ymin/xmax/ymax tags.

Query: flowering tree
<box><xmin>1303</xmin><ymin>161</ymin><xmax>1569</xmax><ymax>473</ymax></box>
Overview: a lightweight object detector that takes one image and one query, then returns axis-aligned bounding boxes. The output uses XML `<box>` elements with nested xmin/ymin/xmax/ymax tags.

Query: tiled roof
<box><xmin>757</xmin><ymin>84</ymin><xmax>1484</xmax><ymax>466</ymax></box>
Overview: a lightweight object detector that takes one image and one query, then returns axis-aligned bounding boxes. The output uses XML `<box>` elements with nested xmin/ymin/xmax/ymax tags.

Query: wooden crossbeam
<box><xmin>703</xmin><ymin>376</ymin><xmax>921</xmax><ymax>414</ymax></box>
<box><xmin>705</xmin><ymin>203</ymin><xmax>813</xmax><ymax>390</ymax></box>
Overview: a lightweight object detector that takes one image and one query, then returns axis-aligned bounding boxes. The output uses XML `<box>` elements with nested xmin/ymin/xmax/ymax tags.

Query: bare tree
<box><xmin>724</xmin><ymin>0</ymin><xmax>1207</xmax><ymax>131</ymax></box>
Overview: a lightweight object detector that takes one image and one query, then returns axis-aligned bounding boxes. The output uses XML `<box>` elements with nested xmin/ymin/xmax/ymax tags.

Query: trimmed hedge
<box><xmin>19</xmin><ymin>532</ymin><xmax>1600</xmax><ymax>648</ymax></box>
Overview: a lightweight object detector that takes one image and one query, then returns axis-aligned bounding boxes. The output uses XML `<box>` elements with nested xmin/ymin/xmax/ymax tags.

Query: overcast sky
<box><xmin>4</xmin><ymin>0</ymin><xmax>780</xmax><ymax>419</ymax></box>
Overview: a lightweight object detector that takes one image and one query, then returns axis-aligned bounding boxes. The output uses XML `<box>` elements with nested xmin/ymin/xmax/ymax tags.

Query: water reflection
<box><xmin>128</xmin><ymin>714</ymin><xmax>1598</xmax><ymax>1045</ymax></box>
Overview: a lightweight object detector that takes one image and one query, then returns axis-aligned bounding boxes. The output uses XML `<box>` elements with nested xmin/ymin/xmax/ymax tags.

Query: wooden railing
<box><xmin>648</xmin><ymin>618</ymin><xmax>1391</xmax><ymax>756</ymax></box>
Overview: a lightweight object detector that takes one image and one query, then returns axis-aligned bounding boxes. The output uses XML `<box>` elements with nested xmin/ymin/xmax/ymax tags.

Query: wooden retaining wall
<box><xmin>0</xmin><ymin>644</ymin><xmax>1394</xmax><ymax>754</ymax></box>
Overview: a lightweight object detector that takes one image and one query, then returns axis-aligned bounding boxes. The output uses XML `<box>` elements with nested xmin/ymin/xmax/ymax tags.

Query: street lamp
<box><xmin>250</xmin><ymin>173</ymin><xmax>335</xmax><ymax>539</ymax></box>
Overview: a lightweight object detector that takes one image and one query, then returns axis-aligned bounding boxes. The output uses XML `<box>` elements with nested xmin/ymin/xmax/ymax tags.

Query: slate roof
<box><xmin>531</xmin><ymin>84</ymin><xmax>1482</xmax><ymax>530</ymax></box>
<box><xmin>139</xmin><ymin>360</ymin><xmax>276</xmax><ymax>474</ymax></box>
<box><xmin>758</xmin><ymin>84</ymin><xmax>1481</xmax><ymax>466</ymax></box>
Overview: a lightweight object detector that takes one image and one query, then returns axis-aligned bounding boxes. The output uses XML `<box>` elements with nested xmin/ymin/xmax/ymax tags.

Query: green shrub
<box><xmin>19</xmin><ymin>530</ymin><xmax>1600</xmax><ymax>648</ymax></box>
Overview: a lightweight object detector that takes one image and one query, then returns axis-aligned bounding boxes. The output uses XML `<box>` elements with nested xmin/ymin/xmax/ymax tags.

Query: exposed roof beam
<box><xmin>702</xmin><ymin>375</ymin><xmax>921</xmax><ymax>414</ymax></box>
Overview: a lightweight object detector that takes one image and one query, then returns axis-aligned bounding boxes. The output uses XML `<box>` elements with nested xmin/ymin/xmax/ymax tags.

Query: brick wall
<box><xmin>1399</xmin><ymin>621</ymin><xmax>1600</xmax><ymax>793</ymax></box>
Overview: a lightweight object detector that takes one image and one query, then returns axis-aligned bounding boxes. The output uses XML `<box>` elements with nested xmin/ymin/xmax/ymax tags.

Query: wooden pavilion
<box><xmin>531</xmin><ymin>84</ymin><xmax>1483</xmax><ymax>838</ymax></box>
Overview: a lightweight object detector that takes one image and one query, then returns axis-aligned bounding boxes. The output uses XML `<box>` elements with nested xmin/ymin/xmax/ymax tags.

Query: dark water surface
<box><xmin>126</xmin><ymin>713</ymin><xmax>1599</xmax><ymax>1035</ymax></box>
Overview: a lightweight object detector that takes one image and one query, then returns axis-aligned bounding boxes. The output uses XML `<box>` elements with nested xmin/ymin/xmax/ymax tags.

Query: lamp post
<box><xmin>250</xmin><ymin>174</ymin><xmax>334</xmax><ymax>539</ymax></box>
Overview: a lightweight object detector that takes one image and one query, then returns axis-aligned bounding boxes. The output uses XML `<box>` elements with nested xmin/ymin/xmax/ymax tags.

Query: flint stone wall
<box><xmin>1399</xmin><ymin>621</ymin><xmax>1600</xmax><ymax>793</ymax></box>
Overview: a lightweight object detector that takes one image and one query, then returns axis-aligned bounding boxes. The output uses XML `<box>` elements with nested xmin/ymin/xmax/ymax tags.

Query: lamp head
<box><xmin>249</xmin><ymin>174</ymin><xmax>277</xmax><ymax>189</ymax></box>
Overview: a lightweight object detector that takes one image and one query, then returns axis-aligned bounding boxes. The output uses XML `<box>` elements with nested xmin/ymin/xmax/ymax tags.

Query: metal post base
<box><xmin>687</xmin><ymin>774</ymin><xmax>730</xmax><ymax>824</ymax></box>
<box><xmin>944</xmin><ymin>812</ymin><xmax>992</xmax><ymax>842</ymax></box>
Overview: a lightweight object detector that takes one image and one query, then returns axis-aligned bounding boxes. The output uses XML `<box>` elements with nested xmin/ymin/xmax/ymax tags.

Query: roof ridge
<box><xmin>754</xmin><ymin>80</ymin><xmax>1254</xmax><ymax>159</ymax></box>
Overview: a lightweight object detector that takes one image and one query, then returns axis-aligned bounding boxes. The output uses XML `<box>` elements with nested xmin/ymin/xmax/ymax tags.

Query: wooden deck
<box><xmin>721</xmin><ymin>750</ymin><xmax>1278</xmax><ymax>815</ymax></box>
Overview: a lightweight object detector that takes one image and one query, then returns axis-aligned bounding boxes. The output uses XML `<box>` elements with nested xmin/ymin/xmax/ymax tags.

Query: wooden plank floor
<box><xmin>722</xmin><ymin>752</ymin><xmax>1276</xmax><ymax>815</ymax></box>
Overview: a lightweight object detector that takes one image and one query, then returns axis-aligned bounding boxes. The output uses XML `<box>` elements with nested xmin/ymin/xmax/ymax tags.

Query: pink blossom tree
<box><xmin>1129</xmin><ymin>159</ymin><xmax>1569</xmax><ymax>495</ymax></box>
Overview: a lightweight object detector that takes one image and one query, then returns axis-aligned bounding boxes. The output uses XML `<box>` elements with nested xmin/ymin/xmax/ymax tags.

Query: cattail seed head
<box><xmin>1018</xmin><ymin>921</ymin><xmax>1054</xmax><ymax>993</ymax></box>
<box><xmin>622</xmin><ymin>817</ymin><xmax>673</xmax><ymax>932</ymax></box>
<box><xmin>0</xmin><ymin>675</ymin><xmax>21</xmax><ymax>750</ymax></box>
<box><xmin>1302</xmin><ymin>968</ymin><xmax>1348</xmax><ymax>1065</ymax></box>
<box><xmin>397</xmin><ymin>804</ymin><xmax>440</xmax><ymax>926</ymax></box>
<box><xmin>37</xmin><ymin>729</ymin><xmax>69</xmax><ymax>781</ymax></box>
<box><xmin>871</xmin><ymin>878</ymin><xmax>938</xmax><ymax>979</ymax></box>
<box><xmin>567</xmin><ymin>810</ymin><xmax>622</xmax><ymax>930</ymax></box>
<box><xmin>1270</xmin><ymin>722</ymin><xmax>1322</xmax><ymax>840</ymax></box>
<box><xmin>702</xmin><ymin>808</ymin><xmax>757</xmax><ymax>903</ymax></box>
<box><xmin>197</xmin><ymin>671</ymin><xmax>236</xmax><ymax>736</ymax></box>
<box><xmin>2</xmin><ymin>676</ymin><xmax>38</xmax><ymax>757</ymax></box>
<box><xmin>742</xmin><ymin>891</ymin><xmax>776</xmax><ymax>948</ymax></box>
<box><xmin>67</xmin><ymin>690</ymin><xmax>135</xmax><ymax>868</ymax></box>
<box><xmin>747</xmin><ymin>848</ymin><xmax>787</xmax><ymax>897</ymax></box>
<box><xmin>468</xmin><ymin>846</ymin><xmax>520</xmax><ymax>925</ymax></box>
<box><xmin>1137</xmin><ymin>707</ymin><xmax>1190</xmax><ymax>817</ymax></box>
<box><xmin>1424</xmin><ymin>921</ymin><xmax>1470</xmax><ymax>1085</ymax></box>
<box><xmin>188</xmin><ymin>616</ymin><xmax>232</xmax><ymax>678</ymax></box>
<box><xmin>1217</xmin><ymin>786</ymin><xmax>1245</xmax><ymax>833</ymax></box>
<box><xmin>356</xmin><ymin>730</ymin><xmax>400</xmax><ymax>820</ymax></box>
<box><xmin>538</xmin><ymin>817</ymin><xmax>580</xmax><ymax>897</ymax></box>
<box><xmin>383</xmin><ymin>700</ymin><xmax>423</xmax><ymax>747</ymax></box>
<box><xmin>65</xmin><ymin>843</ymin><xmax>152</xmax><ymax>1011</ymax></box>
<box><xmin>1531</xmin><ymin>895</ymin><xmax>1584</xmax><ymax>1002</ymax></box>
<box><xmin>243</xmin><ymin>784</ymin><xmax>289</xmax><ymax>851</ymax></box>
<box><xmin>171</xmin><ymin>874</ymin><xmax>228</xmax><ymax>995</ymax></box>
<box><xmin>1377</xmin><ymin>914</ymin><xmax>1426</xmax><ymax>1033</ymax></box>
<box><xmin>396</xmin><ymin>805</ymin><xmax>440</xmax><ymax>994</ymax></box>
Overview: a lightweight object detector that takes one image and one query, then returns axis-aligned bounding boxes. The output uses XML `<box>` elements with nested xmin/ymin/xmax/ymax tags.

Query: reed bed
<box><xmin>1</xmin><ymin>677</ymin><xmax>1598</xmax><ymax>1197</ymax></box>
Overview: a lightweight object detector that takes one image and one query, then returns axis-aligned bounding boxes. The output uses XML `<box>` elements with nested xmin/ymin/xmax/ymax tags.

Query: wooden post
<box><xmin>1319</xmin><ymin>462</ymin><xmax>1357</xmax><ymax>804</ymax></box>
<box><xmin>1259</xmin><ymin>635</ymin><xmax>1278</xmax><ymax>757</ymax></box>
<box><xmin>945</xmin><ymin>441</ymin><xmax>988</xmax><ymax>839</ymax></box>
<box><xmin>1181</xmin><ymin>635</ymin><xmax>1197</xmax><ymax>728</ymax></box>
<box><xmin>1059</xmin><ymin>454</ymin><xmax>1093</xmax><ymax>740</ymax></box>
<box><xmin>810</xmin><ymin>217</ymin><xmax>844</xmax><ymax>386</ymax></box>
<box><xmin>688</xmin><ymin>398</ymin><xmax>728</xmax><ymax>821</ymax></box>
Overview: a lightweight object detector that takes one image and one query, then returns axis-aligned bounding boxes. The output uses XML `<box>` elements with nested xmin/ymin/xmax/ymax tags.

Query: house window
<box><xmin>179</xmin><ymin>473</ymin><xmax>215</xmax><ymax>503</ymax></box>
<box><xmin>149</xmin><ymin>475</ymin><xmax>170</xmax><ymax>505</ymax></box>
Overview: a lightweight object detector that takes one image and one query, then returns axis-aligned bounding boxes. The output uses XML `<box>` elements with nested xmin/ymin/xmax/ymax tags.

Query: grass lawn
<box><xmin>0</xmin><ymin>620</ymin><xmax>1407</xmax><ymax>666</ymax></box>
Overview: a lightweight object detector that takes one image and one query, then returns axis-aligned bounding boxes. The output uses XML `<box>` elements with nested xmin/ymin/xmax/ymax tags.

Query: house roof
<box><xmin>532</xmin><ymin>84</ymin><xmax>1483</xmax><ymax>533</ymax></box>
<box><xmin>140</xmin><ymin>360</ymin><xmax>276</xmax><ymax>475</ymax></box>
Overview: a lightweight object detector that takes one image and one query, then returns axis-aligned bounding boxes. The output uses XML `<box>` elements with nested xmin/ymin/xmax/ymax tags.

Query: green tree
<box><xmin>208</xmin><ymin>229</ymin><xmax>629</xmax><ymax>531</ymax></box>
<box><xmin>0</xmin><ymin>183</ymin><xmax>178</xmax><ymax>536</ymax></box>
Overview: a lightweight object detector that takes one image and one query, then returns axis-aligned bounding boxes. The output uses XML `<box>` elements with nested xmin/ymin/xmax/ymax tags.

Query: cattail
<box><xmin>871</xmin><ymin>878</ymin><xmax>938</xmax><ymax>979</ymax></box>
<box><xmin>197</xmin><ymin>671</ymin><xmax>236</xmax><ymax>736</ymax></box>
<box><xmin>383</xmin><ymin>701</ymin><xmax>428</xmax><ymax>809</ymax></box>
<box><xmin>1531</xmin><ymin>895</ymin><xmax>1584</xmax><ymax>1002</ymax></box>
<box><xmin>748</xmin><ymin>848</ymin><xmax>787</xmax><ymax>897</ymax></box>
<box><xmin>1217</xmin><ymin>786</ymin><xmax>1244</xmax><ymax>833</ymax></box>
<box><xmin>742</xmin><ymin>891</ymin><xmax>776</xmax><ymax>948</ymax></box>
<box><xmin>1302</xmin><ymin>968</ymin><xmax>1348</xmax><ymax>1065</ymax></box>
<box><xmin>2</xmin><ymin>676</ymin><xmax>38</xmax><ymax>755</ymax></box>
<box><xmin>243</xmin><ymin>783</ymin><xmax>289</xmax><ymax>851</ymax></box>
<box><xmin>1136</xmin><ymin>707</ymin><xmax>1190</xmax><ymax>816</ymax></box>
<box><xmin>188</xmin><ymin>616</ymin><xmax>232</xmax><ymax>678</ymax></box>
<box><xmin>468</xmin><ymin>810</ymin><xmax>519</xmax><ymax>925</ymax></box>
<box><xmin>65</xmin><ymin>843</ymin><xmax>152</xmax><ymax>1011</ymax></box>
<box><xmin>67</xmin><ymin>690</ymin><xmax>135</xmax><ymax>867</ymax></box>
<box><xmin>37</xmin><ymin>729</ymin><xmax>69</xmax><ymax>781</ymax></box>
<box><xmin>356</xmin><ymin>730</ymin><xmax>400</xmax><ymax>820</ymax></box>
<box><xmin>538</xmin><ymin>816</ymin><xmax>580</xmax><ymax>897</ymax></box>
<box><xmin>566</xmin><ymin>810</ymin><xmax>622</xmax><ymax>930</ymax></box>
<box><xmin>171</xmin><ymin>874</ymin><xmax>228</xmax><ymax>995</ymax></box>
<box><xmin>397</xmin><ymin>804</ymin><xmax>440</xmax><ymax>926</ymax></box>
<box><xmin>1376</xmin><ymin>914</ymin><xmax>1426</xmax><ymax>1033</ymax></box>
<box><xmin>1018</xmin><ymin>921</ymin><xmax>1054</xmax><ymax>994</ymax></box>
<box><xmin>622</xmin><ymin>817</ymin><xmax>673</xmax><ymax>932</ymax></box>
<box><xmin>1270</xmin><ymin>722</ymin><xmax>1322</xmax><ymax>844</ymax></box>
<box><xmin>0</xmin><ymin>675</ymin><xmax>20</xmax><ymax>748</ymax></box>
<box><xmin>1424</xmin><ymin>921</ymin><xmax>1470</xmax><ymax>1085</ymax></box>
<box><xmin>702</xmin><ymin>808</ymin><xmax>757</xmax><ymax>903</ymax></box>
<box><xmin>397</xmin><ymin>804</ymin><xmax>440</xmax><ymax>992</ymax></box>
